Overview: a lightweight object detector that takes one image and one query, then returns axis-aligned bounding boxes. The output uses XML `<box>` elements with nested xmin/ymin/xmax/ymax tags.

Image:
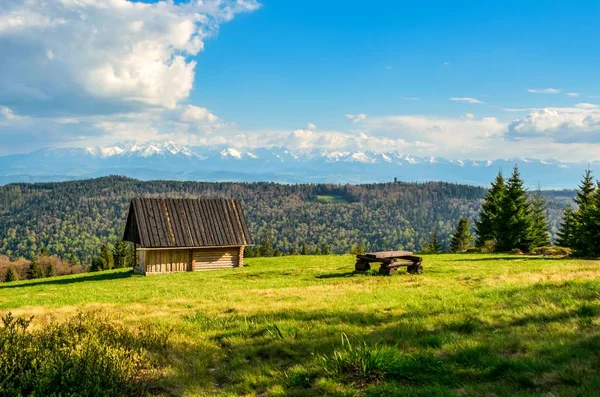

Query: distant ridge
<box><xmin>0</xmin><ymin>141</ymin><xmax>592</xmax><ymax>188</ymax></box>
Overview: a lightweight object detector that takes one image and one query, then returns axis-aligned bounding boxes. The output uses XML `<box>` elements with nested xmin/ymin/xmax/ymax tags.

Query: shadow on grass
<box><xmin>171</xmin><ymin>279</ymin><xmax>600</xmax><ymax>395</ymax></box>
<box><xmin>448</xmin><ymin>256</ymin><xmax>563</xmax><ymax>262</ymax></box>
<box><xmin>0</xmin><ymin>270</ymin><xmax>134</xmax><ymax>289</ymax></box>
<box><xmin>316</xmin><ymin>271</ymin><xmax>362</xmax><ymax>279</ymax></box>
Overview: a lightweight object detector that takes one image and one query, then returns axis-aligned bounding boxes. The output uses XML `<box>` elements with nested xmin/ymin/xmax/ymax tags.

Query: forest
<box><xmin>0</xmin><ymin>175</ymin><xmax>573</xmax><ymax>264</ymax></box>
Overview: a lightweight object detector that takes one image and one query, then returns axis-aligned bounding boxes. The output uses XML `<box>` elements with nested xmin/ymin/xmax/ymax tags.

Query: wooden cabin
<box><xmin>122</xmin><ymin>197</ymin><xmax>252</xmax><ymax>275</ymax></box>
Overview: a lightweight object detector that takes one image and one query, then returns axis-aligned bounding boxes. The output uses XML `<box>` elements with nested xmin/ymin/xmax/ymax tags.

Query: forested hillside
<box><xmin>0</xmin><ymin>176</ymin><xmax>572</xmax><ymax>264</ymax></box>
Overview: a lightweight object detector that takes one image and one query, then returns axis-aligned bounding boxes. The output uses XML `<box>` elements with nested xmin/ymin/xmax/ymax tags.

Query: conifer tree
<box><xmin>100</xmin><ymin>244</ymin><xmax>114</xmax><ymax>270</ymax></box>
<box><xmin>586</xmin><ymin>182</ymin><xmax>600</xmax><ymax>256</ymax></box>
<box><xmin>528</xmin><ymin>192</ymin><xmax>551</xmax><ymax>248</ymax></box>
<box><xmin>322</xmin><ymin>244</ymin><xmax>331</xmax><ymax>255</ymax></box>
<box><xmin>259</xmin><ymin>233</ymin><xmax>274</xmax><ymax>257</ymax></box>
<box><xmin>27</xmin><ymin>259</ymin><xmax>43</xmax><ymax>279</ymax></box>
<box><xmin>496</xmin><ymin>165</ymin><xmax>533</xmax><ymax>252</ymax></box>
<box><xmin>4</xmin><ymin>266</ymin><xmax>18</xmax><ymax>282</ymax></box>
<box><xmin>112</xmin><ymin>240</ymin><xmax>132</xmax><ymax>268</ymax></box>
<box><xmin>572</xmin><ymin>169</ymin><xmax>596</xmax><ymax>256</ymax></box>
<box><xmin>475</xmin><ymin>171</ymin><xmax>506</xmax><ymax>247</ymax></box>
<box><xmin>301</xmin><ymin>243</ymin><xmax>309</xmax><ymax>255</ymax></box>
<box><xmin>424</xmin><ymin>229</ymin><xmax>441</xmax><ymax>253</ymax></box>
<box><xmin>450</xmin><ymin>217</ymin><xmax>473</xmax><ymax>253</ymax></box>
<box><xmin>46</xmin><ymin>263</ymin><xmax>55</xmax><ymax>277</ymax></box>
<box><xmin>556</xmin><ymin>204</ymin><xmax>576</xmax><ymax>248</ymax></box>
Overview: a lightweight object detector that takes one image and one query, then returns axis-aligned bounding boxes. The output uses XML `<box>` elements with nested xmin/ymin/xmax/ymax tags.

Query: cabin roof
<box><xmin>122</xmin><ymin>198</ymin><xmax>252</xmax><ymax>248</ymax></box>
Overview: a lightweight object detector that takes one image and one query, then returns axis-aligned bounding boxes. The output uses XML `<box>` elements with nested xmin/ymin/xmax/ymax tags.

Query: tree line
<box><xmin>425</xmin><ymin>165</ymin><xmax>552</xmax><ymax>254</ymax></box>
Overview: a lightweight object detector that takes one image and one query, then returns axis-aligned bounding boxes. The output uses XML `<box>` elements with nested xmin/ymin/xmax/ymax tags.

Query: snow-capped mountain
<box><xmin>0</xmin><ymin>141</ymin><xmax>593</xmax><ymax>188</ymax></box>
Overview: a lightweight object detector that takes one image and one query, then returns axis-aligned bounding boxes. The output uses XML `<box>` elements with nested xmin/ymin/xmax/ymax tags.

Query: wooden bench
<box><xmin>355</xmin><ymin>250</ymin><xmax>423</xmax><ymax>275</ymax></box>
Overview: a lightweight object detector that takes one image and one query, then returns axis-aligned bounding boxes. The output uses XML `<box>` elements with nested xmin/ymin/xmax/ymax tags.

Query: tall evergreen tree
<box><xmin>259</xmin><ymin>232</ymin><xmax>274</xmax><ymax>257</ymax></box>
<box><xmin>572</xmin><ymin>169</ymin><xmax>596</xmax><ymax>256</ymax></box>
<box><xmin>556</xmin><ymin>204</ymin><xmax>576</xmax><ymax>248</ymax></box>
<box><xmin>528</xmin><ymin>192</ymin><xmax>551</xmax><ymax>248</ymax></box>
<box><xmin>475</xmin><ymin>171</ymin><xmax>506</xmax><ymax>246</ymax></box>
<box><xmin>112</xmin><ymin>240</ymin><xmax>131</xmax><ymax>268</ymax></box>
<box><xmin>100</xmin><ymin>244</ymin><xmax>114</xmax><ymax>270</ymax></box>
<box><xmin>450</xmin><ymin>217</ymin><xmax>473</xmax><ymax>253</ymax></box>
<box><xmin>424</xmin><ymin>229</ymin><xmax>441</xmax><ymax>253</ymax></box>
<box><xmin>496</xmin><ymin>165</ymin><xmax>533</xmax><ymax>252</ymax></box>
<box><xmin>27</xmin><ymin>259</ymin><xmax>43</xmax><ymax>279</ymax></box>
<box><xmin>4</xmin><ymin>266</ymin><xmax>18</xmax><ymax>282</ymax></box>
<box><xmin>586</xmin><ymin>182</ymin><xmax>600</xmax><ymax>257</ymax></box>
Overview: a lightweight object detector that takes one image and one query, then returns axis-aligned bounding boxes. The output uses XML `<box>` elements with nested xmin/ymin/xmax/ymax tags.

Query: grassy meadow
<box><xmin>1</xmin><ymin>254</ymin><xmax>600</xmax><ymax>396</ymax></box>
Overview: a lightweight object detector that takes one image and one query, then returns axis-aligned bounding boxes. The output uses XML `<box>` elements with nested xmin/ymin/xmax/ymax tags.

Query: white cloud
<box><xmin>0</xmin><ymin>0</ymin><xmax>260</xmax><ymax>112</ymax></box>
<box><xmin>0</xmin><ymin>106</ymin><xmax>19</xmax><ymax>121</ymax></box>
<box><xmin>462</xmin><ymin>113</ymin><xmax>475</xmax><ymax>120</ymax></box>
<box><xmin>400</xmin><ymin>97</ymin><xmax>422</xmax><ymax>101</ymax></box>
<box><xmin>507</xmin><ymin>106</ymin><xmax>600</xmax><ymax>143</ymax></box>
<box><xmin>566</xmin><ymin>92</ymin><xmax>580</xmax><ymax>97</ymax></box>
<box><xmin>574</xmin><ymin>103</ymin><xmax>599</xmax><ymax>110</ymax></box>
<box><xmin>307</xmin><ymin>123</ymin><xmax>317</xmax><ymax>131</ymax></box>
<box><xmin>449</xmin><ymin>97</ymin><xmax>484</xmax><ymax>104</ymax></box>
<box><xmin>527</xmin><ymin>88</ymin><xmax>561</xmax><ymax>94</ymax></box>
<box><xmin>346</xmin><ymin>114</ymin><xmax>367</xmax><ymax>123</ymax></box>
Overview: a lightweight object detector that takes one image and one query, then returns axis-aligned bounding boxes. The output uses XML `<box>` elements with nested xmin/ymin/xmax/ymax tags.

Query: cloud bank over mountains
<box><xmin>0</xmin><ymin>0</ymin><xmax>599</xmax><ymax>163</ymax></box>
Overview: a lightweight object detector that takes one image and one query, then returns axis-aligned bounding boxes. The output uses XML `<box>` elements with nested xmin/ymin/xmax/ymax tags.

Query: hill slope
<box><xmin>0</xmin><ymin>176</ymin><xmax>573</xmax><ymax>262</ymax></box>
<box><xmin>1</xmin><ymin>254</ymin><xmax>599</xmax><ymax>396</ymax></box>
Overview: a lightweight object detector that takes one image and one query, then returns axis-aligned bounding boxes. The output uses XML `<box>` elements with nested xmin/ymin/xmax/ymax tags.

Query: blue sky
<box><xmin>0</xmin><ymin>0</ymin><xmax>599</xmax><ymax>160</ymax></box>
<box><xmin>194</xmin><ymin>0</ymin><xmax>600</xmax><ymax>129</ymax></box>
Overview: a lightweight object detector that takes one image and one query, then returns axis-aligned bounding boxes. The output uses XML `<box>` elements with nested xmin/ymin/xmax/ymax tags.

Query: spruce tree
<box><xmin>4</xmin><ymin>266</ymin><xmax>18</xmax><ymax>282</ymax></box>
<box><xmin>450</xmin><ymin>217</ymin><xmax>473</xmax><ymax>253</ymax></box>
<box><xmin>496</xmin><ymin>165</ymin><xmax>533</xmax><ymax>252</ymax></box>
<box><xmin>301</xmin><ymin>243</ymin><xmax>309</xmax><ymax>255</ymax></box>
<box><xmin>425</xmin><ymin>229</ymin><xmax>441</xmax><ymax>253</ymax></box>
<box><xmin>556</xmin><ymin>204</ymin><xmax>576</xmax><ymax>248</ymax></box>
<box><xmin>475</xmin><ymin>171</ymin><xmax>506</xmax><ymax>247</ymax></box>
<box><xmin>100</xmin><ymin>244</ymin><xmax>114</xmax><ymax>270</ymax></box>
<box><xmin>572</xmin><ymin>169</ymin><xmax>596</xmax><ymax>256</ymax></box>
<box><xmin>27</xmin><ymin>259</ymin><xmax>43</xmax><ymax>279</ymax></box>
<box><xmin>528</xmin><ymin>192</ymin><xmax>551</xmax><ymax>249</ymax></box>
<box><xmin>586</xmin><ymin>182</ymin><xmax>600</xmax><ymax>257</ymax></box>
<box><xmin>259</xmin><ymin>233</ymin><xmax>274</xmax><ymax>257</ymax></box>
<box><xmin>46</xmin><ymin>263</ymin><xmax>55</xmax><ymax>278</ymax></box>
<box><xmin>112</xmin><ymin>240</ymin><xmax>129</xmax><ymax>268</ymax></box>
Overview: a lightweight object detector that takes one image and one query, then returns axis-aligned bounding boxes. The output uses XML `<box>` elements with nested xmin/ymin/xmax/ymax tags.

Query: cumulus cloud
<box><xmin>0</xmin><ymin>0</ymin><xmax>259</xmax><ymax>113</ymax></box>
<box><xmin>449</xmin><ymin>97</ymin><xmax>484</xmax><ymax>104</ymax></box>
<box><xmin>346</xmin><ymin>114</ymin><xmax>367</xmax><ymax>123</ymax></box>
<box><xmin>507</xmin><ymin>106</ymin><xmax>600</xmax><ymax>143</ymax></box>
<box><xmin>527</xmin><ymin>88</ymin><xmax>561</xmax><ymax>94</ymax></box>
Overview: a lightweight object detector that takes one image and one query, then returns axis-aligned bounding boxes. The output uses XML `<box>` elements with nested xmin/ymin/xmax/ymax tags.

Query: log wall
<box><xmin>144</xmin><ymin>249</ymin><xmax>190</xmax><ymax>274</ymax></box>
<box><xmin>193</xmin><ymin>248</ymin><xmax>240</xmax><ymax>271</ymax></box>
<box><xmin>137</xmin><ymin>246</ymin><xmax>245</xmax><ymax>274</ymax></box>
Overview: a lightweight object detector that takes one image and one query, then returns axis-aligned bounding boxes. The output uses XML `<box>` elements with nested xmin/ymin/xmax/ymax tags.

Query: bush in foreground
<box><xmin>0</xmin><ymin>312</ymin><xmax>168</xmax><ymax>396</ymax></box>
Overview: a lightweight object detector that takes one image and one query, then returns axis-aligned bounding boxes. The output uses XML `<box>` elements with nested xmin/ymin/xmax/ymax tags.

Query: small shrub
<box><xmin>509</xmin><ymin>248</ymin><xmax>523</xmax><ymax>255</ymax></box>
<box><xmin>480</xmin><ymin>239</ymin><xmax>497</xmax><ymax>253</ymax></box>
<box><xmin>320</xmin><ymin>333</ymin><xmax>400</xmax><ymax>385</ymax></box>
<box><xmin>0</xmin><ymin>311</ymin><xmax>168</xmax><ymax>396</ymax></box>
<box><xmin>530</xmin><ymin>246</ymin><xmax>572</xmax><ymax>256</ymax></box>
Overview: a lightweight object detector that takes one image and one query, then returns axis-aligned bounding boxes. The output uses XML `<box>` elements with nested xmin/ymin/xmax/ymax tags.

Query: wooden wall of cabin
<box><xmin>144</xmin><ymin>249</ymin><xmax>191</xmax><ymax>274</ymax></box>
<box><xmin>192</xmin><ymin>247</ymin><xmax>243</xmax><ymax>271</ymax></box>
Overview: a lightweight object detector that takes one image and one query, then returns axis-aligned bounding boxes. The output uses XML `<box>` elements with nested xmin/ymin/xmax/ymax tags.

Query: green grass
<box><xmin>1</xmin><ymin>254</ymin><xmax>600</xmax><ymax>396</ymax></box>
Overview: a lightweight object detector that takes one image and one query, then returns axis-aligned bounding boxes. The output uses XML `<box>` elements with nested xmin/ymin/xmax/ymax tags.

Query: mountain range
<box><xmin>0</xmin><ymin>141</ymin><xmax>591</xmax><ymax>188</ymax></box>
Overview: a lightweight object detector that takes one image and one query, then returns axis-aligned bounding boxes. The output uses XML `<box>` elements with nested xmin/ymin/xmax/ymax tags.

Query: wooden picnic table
<box><xmin>355</xmin><ymin>250</ymin><xmax>423</xmax><ymax>275</ymax></box>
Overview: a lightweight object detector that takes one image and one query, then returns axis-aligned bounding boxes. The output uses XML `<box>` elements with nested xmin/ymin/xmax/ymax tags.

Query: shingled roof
<box><xmin>122</xmin><ymin>198</ymin><xmax>252</xmax><ymax>248</ymax></box>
